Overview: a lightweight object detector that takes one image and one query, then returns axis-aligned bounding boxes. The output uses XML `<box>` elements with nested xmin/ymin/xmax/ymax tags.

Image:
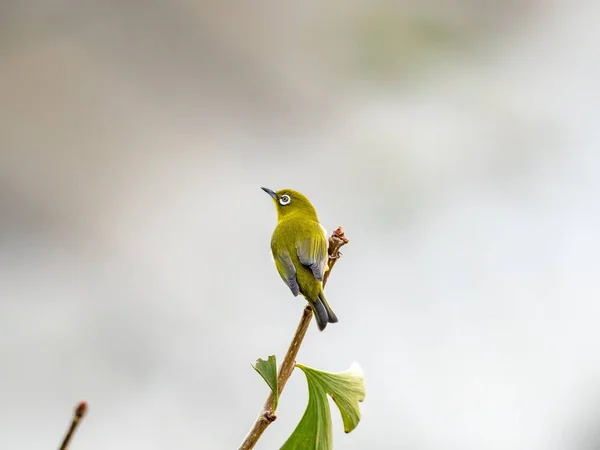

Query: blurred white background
<box><xmin>1</xmin><ymin>1</ymin><xmax>600</xmax><ymax>449</ymax></box>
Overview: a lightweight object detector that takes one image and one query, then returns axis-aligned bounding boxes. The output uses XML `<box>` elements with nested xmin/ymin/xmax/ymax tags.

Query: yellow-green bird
<box><xmin>262</xmin><ymin>187</ymin><xmax>338</xmax><ymax>331</ymax></box>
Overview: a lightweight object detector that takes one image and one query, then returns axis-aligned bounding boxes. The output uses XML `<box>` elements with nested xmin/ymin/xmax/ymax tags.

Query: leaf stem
<box><xmin>239</xmin><ymin>226</ymin><xmax>349</xmax><ymax>450</ymax></box>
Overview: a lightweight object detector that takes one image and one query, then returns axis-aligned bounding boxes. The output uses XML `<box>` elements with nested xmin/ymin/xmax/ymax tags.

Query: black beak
<box><xmin>261</xmin><ymin>187</ymin><xmax>278</xmax><ymax>200</ymax></box>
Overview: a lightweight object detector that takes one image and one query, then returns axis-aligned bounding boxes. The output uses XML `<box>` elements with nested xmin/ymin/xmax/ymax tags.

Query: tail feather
<box><xmin>320</xmin><ymin>293</ymin><xmax>338</xmax><ymax>323</ymax></box>
<box><xmin>312</xmin><ymin>293</ymin><xmax>338</xmax><ymax>331</ymax></box>
<box><xmin>312</xmin><ymin>298</ymin><xmax>329</xmax><ymax>331</ymax></box>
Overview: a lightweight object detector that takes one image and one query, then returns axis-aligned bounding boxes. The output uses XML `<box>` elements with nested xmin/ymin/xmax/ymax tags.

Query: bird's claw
<box><xmin>329</xmin><ymin>252</ymin><xmax>342</xmax><ymax>260</ymax></box>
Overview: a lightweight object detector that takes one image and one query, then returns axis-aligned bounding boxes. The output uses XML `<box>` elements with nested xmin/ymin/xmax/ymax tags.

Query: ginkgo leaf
<box><xmin>252</xmin><ymin>355</ymin><xmax>279</xmax><ymax>411</ymax></box>
<box><xmin>280</xmin><ymin>362</ymin><xmax>365</xmax><ymax>450</ymax></box>
<box><xmin>299</xmin><ymin>362</ymin><xmax>366</xmax><ymax>433</ymax></box>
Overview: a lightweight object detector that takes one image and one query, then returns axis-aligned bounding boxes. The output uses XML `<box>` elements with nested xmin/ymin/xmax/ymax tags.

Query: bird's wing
<box><xmin>273</xmin><ymin>250</ymin><xmax>300</xmax><ymax>296</ymax></box>
<box><xmin>295</xmin><ymin>222</ymin><xmax>329</xmax><ymax>281</ymax></box>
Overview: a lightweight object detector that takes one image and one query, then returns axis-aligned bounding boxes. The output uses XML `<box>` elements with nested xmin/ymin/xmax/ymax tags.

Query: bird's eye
<box><xmin>279</xmin><ymin>194</ymin><xmax>291</xmax><ymax>206</ymax></box>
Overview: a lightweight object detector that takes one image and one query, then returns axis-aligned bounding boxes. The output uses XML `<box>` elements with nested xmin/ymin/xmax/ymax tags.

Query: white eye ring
<box><xmin>279</xmin><ymin>194</ymin><xmax>291</xmax><ymax>206</ymax></box>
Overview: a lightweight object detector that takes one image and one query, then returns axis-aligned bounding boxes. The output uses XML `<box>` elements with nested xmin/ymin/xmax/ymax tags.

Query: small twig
<box><xmin>59</xmin><ymin>401</ymin><xmax>88</xmax><ymax>450</ymax></box>
<box><xmin>323</xmin><ymin>226</ymin><xmax>349</xmax><ymax>287</ymax></box>
<box><xmin>239</xmin><ymin>226</ymin><xmax>349</xmax><ymax>450</ymax></box>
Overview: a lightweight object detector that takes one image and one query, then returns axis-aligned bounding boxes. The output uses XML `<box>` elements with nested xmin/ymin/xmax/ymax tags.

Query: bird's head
<box><xmin>261</xmin><ymin>187</ymin><xmax>318</xmax><ymax>221</ymax></box>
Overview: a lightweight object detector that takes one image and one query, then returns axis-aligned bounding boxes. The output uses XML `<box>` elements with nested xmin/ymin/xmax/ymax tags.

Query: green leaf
<box><xmin>252</xmin><ymin>355</ymin><xmax>279</xmax><ymax>411</ymax></box>
<box><xmin>281</xmin><ymin>362</ymin><xmax>365</xmax><ymax>450</ymax></box>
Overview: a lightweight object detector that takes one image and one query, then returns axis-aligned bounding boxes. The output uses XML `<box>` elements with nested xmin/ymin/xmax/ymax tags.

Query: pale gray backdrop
<box><xmin>1</xmin><ymin>1</ymin><xmax>600</xmax><ymax>449</ymax></box>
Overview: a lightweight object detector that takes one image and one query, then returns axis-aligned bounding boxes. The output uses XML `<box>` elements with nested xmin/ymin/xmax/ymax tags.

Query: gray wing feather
<box><xmin>296</xmin><ymin>231</ymin><xmax>328</xmax><ymax>281</ymax></box>
<box><xmin>274</xmin><ymin>250</ymin><xmax>300</xmax><ymax>296</ymax></box>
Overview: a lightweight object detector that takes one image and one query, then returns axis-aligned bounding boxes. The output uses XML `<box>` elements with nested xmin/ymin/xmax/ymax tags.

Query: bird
<box><xmin>262</xmin><ymin>187</ymin><xmax>338</xmax><ymax>331</ymax></box>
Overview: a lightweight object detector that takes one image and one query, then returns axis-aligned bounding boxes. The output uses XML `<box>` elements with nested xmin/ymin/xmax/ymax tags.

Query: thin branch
<box><xmin>58</xmin><ymin>401</ymin><xmax>88</xmax><ymax>450</ymax></box>
<box><xmin>323</xmin><ymin>226</ymin><xmax>349</xmax><ymax>287</ymax></box>
<box><xmin>239</xmin><ymin>226</ymin><xmax>349</xmax><ymax>450</ymax></box>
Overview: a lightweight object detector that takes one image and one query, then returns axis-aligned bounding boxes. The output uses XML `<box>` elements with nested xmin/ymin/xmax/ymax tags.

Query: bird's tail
<box><xmin>312</xmin><ymin>293</ymin><xmax>338</xmax><ymax>331</ymax></box>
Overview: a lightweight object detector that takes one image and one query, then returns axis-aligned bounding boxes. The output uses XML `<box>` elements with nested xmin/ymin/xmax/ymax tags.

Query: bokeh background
<box><xmin>2</xmin><ymin>1</ymin><xmax>600</xmax><ymax>449</ymax></box>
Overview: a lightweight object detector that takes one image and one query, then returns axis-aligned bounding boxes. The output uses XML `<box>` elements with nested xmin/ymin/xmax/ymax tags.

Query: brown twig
<box><xmin>59</xmin><ymin>401</ymin><xmax>88</xmax><ymax>450</ymax></box>
<box><xmin>239</xmin><ymin>226</ymin><xmax>349</xmax><ymax>450</ymax></box>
